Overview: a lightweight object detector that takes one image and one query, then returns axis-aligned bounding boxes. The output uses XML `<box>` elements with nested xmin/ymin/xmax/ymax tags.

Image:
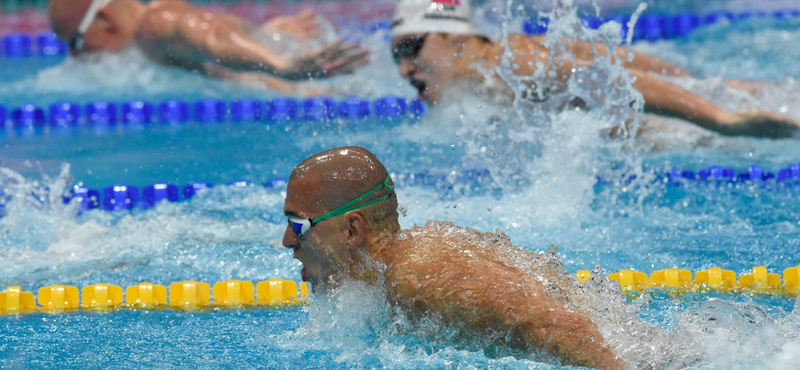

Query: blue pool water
<box><xmin>2</xmin><ymin>1</ymin><xmax>800</xmax><ymax>369</ymax></box>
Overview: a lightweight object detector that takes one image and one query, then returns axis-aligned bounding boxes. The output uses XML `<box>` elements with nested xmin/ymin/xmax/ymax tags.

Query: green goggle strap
<box><xmin>311</xmin><ymin>175</ymin><xmax>395</xmax><ymax>225</ymax></box>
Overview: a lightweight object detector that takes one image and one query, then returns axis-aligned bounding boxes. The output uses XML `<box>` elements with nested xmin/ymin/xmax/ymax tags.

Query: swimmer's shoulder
<box><xmin>138</xmin><ymin>0</ymin><xmax>202</xmax><ymax>34</ymax></box>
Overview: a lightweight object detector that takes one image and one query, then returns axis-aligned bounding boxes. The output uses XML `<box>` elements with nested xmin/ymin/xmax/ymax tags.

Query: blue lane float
<box><xmin>374</xmin><ymin>96</ymin><xmax>407</xmax><ymax>118</ymax></box>
<box><xmin>266</xmin><ymin>98</ymin><xmax>298</xmax><ymax>122</ymax></box>
<box><xmin>49</xmin><ymin>102</ymin><xmax>81</xmax><ymax>127</ymax></box>
<box><xmin>231</xmin><ymin>99</ymin><xmax>262</xmax><ymax>122</ymax></box>
<box><xmin>85</xmin><ymin>102</ymin><xmax>118</xmax><ymax>125</ymax></box>
<box><xmin>194</xmin><ymin>99</ymin><xmax>226</xmax><ymax>123</ymax></box>
<box><xmin>337</xmin><ymin>96</ymin><xmax>371</xmax><ymax>120</ymax></box>
<box><xmin>670</xmin><ymin>13</ymin><xmax>700</xmax><ymax>38</ymax></box>
<box><xmin>522</xmin><ymin>9</ymin><xmax>800</xmax><ymax>41</ymax></box>
<box><xmin>159</xmin><ymin>100</ymin><xmax>190</xmax><ymax>124</ymax></box>
<box><xmin>302</xmin><ymin>97</ymin><xmax>336</xmax><ymax>121</ymax></box>
<box><xmin>1</xmin><ymin>32</ymin><xmax>67</xmax><ymax>57</ymax></box>
<box><xmin>102</xmin><ymin>185</ymin><xmax>139</xmax><ymax>212</ymax></box>
<box><xmin>35</xmin><ymin>32</ymin><xmax>67</xmax><ymax>57</ymax></box>
<box><xmin>122</xmin><ymin>101</ymin><xmax>154</xmax><ymax>125</ymax></box>
<box><xmin>12</xmin><ymin>104</ymin><xmax>45</xmax><ymax>128</ymax></box>
<box><xmin>143</xmin><ymin>183</ymin><xmax>180</xmax><ymax>207</ymax></box>
<box><xmin>2</xmin><ymin>32</ymin><xmax>32</xmax><ymax>58</ymax></box>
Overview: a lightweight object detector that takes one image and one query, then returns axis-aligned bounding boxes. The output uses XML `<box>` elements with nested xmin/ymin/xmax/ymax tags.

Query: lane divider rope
<box><xmin>523</xmin><ymin>9</ymin><xmax>800</xmax><ymax>41</ymax></box>
<box><xmin>0</xmin><ymin>279</ymin><xmax>309</xmax><ymax>314</ymax></box>
<box><xmin>0</xmin><ymin>96</ymin><xmax>425</xmax><ymax>131</ymax></box>
<box><xmin>1</xmin><ymin>164</ymin><xmax>799</xmax><ymax>219</ymax></box>
<box><xmin>575</xmin><ymin>265</ymin><xmax>800</xmax><ymax>296</ymax></box>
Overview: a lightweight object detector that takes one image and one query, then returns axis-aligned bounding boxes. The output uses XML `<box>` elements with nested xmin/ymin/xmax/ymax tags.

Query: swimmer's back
<box><xmin>383</xmin><ymin>220</ymin><xmax>625</xmax><ymax>369</ymax></box>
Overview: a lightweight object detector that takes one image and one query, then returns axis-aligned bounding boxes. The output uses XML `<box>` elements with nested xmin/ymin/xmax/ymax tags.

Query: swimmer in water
<box><xmin>389</xmin><ymin>0</ymin><xmax>800</xmax><ymax>139</ymax></box>
<box><xmin>47</xmin><ymin>0</ymin><xmax>368</xmax><ymax>90</ymax></box>
<box><xmin>283</xmin><ymin>146</ymin><xmax>638</xmax><ymax>370</ymax></box>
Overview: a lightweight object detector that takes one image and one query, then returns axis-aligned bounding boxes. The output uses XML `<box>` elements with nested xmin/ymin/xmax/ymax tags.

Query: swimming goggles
<box><xmin>392</xmin><ymin>33</ymin><xmax>429</xmax><ymax>64</ymax></box>
<box><xmin>288</xmin><ymin>175</ymin><xmax>395</xmax><ymax>238</ymax></box>
<box><xmin>68</xmin><ymin>0</ymin><xmax>113</xmax><ymax>53</ymax></box>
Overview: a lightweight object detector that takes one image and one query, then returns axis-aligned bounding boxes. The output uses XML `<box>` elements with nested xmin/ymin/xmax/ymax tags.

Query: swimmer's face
<box><xmin>392</xmin><ymin>33</ymin><xmax>462</xmax><ymax>105</ymax></box>
<box><xmin>282</xmin><ymin>175</ymin><xmax>352</xmax><ymax>291</ymax></box>
<box><xmin>50</xmin><ymin>2</ymin><xmax>128</xmax><ymax>55</ymax></box>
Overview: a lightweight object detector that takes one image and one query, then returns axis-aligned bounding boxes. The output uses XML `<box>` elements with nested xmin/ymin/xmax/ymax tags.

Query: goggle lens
<box><xmin>392</xmin><ymin>34</ymin><xmax>429</xmax><ymax>64</ymax></box>
<box><xmin>289</xmin><ymin>217</ymin><xmax>311</xmax><ymax>238</ymax></box>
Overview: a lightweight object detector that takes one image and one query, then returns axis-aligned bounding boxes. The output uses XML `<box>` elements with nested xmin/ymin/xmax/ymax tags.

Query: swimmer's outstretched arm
<box><xmin>135</xmin><ymin>2</ymin><xmax>367</xmax><ymax>80</ymax></box>
<box><xmin>388</xmin><ymin>255</ymin><xmax>626</xmax><ymax>370</ymax></box>
<box><xmin>628</xmin><ymin>69</ymin><xmax>800</xmax><ymax>138</ymax></box>
<box><xmin>504</xmin><ymin>37</ymin><xmax>799</xmax><ymax>138</ymax></box>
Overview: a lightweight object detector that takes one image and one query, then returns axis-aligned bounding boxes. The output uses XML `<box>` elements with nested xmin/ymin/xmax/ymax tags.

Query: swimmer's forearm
<box><xmin>516</xmin><ymin>310</ymin><xmax>626</xmax><ymax>370</ymax></box>
<box><xmin>629</xmin><ymin>69</ymin><xmax>728</xmax><ymax>130</ymax></box>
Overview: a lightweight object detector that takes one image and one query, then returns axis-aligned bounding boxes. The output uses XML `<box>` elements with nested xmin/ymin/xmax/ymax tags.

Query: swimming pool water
<box><xmin>2</xmin><ymin>1</ymin><xmax>800</xmax><ymax>369</ymax></box>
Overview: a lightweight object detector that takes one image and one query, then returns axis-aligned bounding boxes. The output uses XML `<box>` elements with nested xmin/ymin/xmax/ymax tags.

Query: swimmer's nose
<box><xmin>397</xmin><ymin>57</ymin><xmax>417</xmax><ymax>78</ymax></box>
<box><xmin>282</xmin><ymin>223</ymin><xmax>299</xmax><ymax>250</ymax></box>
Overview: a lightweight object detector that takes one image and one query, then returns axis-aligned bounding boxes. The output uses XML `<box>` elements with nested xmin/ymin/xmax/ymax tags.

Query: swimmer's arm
<box><xmin>391</xmin><ymin>261</ymin><xmax>625</xmax><ymax>370</ymax></box>
<box><xmin>136</xmin><ymin>7</ymin><xmax>291</xmax><ymax>75</ymax></box>
<box><xmin>484</xmin><ymin>275</ymin><xmax>625</xmax><ymax>370</ymax></box>
<box><xmin>136</xmin><ymin>6</ymin><xmax>367</xmax><ymax>80</ymax></box>
<box><xmin>628</xmin><ymin>69</ymin><xmax>800</xmax><ymax>138</ymax></box>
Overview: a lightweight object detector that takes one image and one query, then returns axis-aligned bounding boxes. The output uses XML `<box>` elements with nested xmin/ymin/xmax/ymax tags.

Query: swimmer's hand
<box><xmin>262</xmin><ymin>9</ymin><xmax>324</xmax><ymax>43</ymax></box>
<box><xmin>276</xmin><ymin>41</ymin><xmax>369</xmax><ymax>80</ymax></box>
<box><xmin>719</xmin><ymin>109</ymin><xmax>800</xmax><ymax>139</ymax></box>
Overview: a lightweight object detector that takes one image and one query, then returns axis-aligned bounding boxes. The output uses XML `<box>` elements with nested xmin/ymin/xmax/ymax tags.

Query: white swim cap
<box><xmin>390</xmin><ymin>0</ymin><xmax>484</xmax><ymax>38</ymax></box>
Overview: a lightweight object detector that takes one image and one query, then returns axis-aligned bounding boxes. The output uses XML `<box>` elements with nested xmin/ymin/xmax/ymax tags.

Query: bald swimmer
<box><xmin>389</xmin><ymin>0</ymin><xmax>800</xmax><ymax>139</ymax></box>
<box><xmin>48</xmin><ymin>0</ymin><xmax>368</xmax><ymax>82</ymax></box>
<box><xmin>282</xmin><ymin>146</ymin><xmax>634</xmax><ymax>370</ymax></box>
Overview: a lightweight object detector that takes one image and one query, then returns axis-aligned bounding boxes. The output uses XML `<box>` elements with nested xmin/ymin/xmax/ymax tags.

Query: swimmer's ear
<box><xmin>95</xmin><ymin>9</ymin><xmax>117</xmax><ymax>33</ymax></box>
<box><xmin>345</xmin><ymin>213</ymin><xmax>367</xmax><ymax>250</ymax></box>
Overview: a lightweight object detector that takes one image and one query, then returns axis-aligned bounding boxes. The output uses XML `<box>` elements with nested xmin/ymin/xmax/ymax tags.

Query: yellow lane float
<box><xmin>694</xmin><ymin>267</ymin><xmax>737</xmax><ymax>291</ymax></box>
<box><xmin>608</xmin><ymin>270</ymin><xmax>649</xmax><ymax>293</ymax></box>
<box><xmin>82</xmin><ymin>283</ymin><xmax>124</xmax><ymax>311</ymax></box>
<box><xmin>213</xmin><ymin>280</ymin><xmax>255</xmax><ymax>307</ymax></box>
<box><xmin>256</xmin><ymin>278</ymin><xmax>308</xmax><ymax>307</ymax></box>
<box><xmin>169</xmin><ymin>281</ymin><xmax>212</xmax><ymax>309</ymax></box>
<box><xmin>0</xmin><ymin>286</ymin><xmax>36</xmax><ymax>314</ymax></box>
<box><xmin>125</xmin><ymin>282</ymin><xmax>168</xmax><ymax>309</ymax></box>
<box><xmin>38</xmin><ymin>285</ymin><xmax>80</xmax><ymax>313</ymax></box>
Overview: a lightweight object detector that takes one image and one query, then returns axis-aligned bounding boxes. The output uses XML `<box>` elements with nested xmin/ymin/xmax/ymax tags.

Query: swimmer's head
<box><xmin>48</xmin><ymin>0</ymin><xmax>141</xmax><ymax>54</ymax></box>
<box><xmin>282</xmin><ymin>147</ymin><xmax>399</xmax><ymax>291</ymax></box>
<box><xmin>390</xmin><ymin>0</ymin><xmax>492</xmax><ymax>105</ymax></box>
